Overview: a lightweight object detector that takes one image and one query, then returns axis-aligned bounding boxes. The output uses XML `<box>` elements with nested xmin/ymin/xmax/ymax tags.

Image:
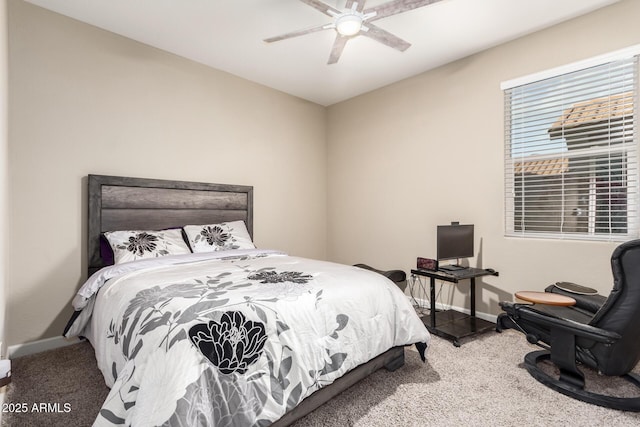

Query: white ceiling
<box><xmin>24</xmin><ymin>0</ymin><xmax>619</xmax><ymax>106</ymax></box>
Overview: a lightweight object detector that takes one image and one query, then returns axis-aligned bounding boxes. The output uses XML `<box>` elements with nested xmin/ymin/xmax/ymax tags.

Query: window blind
<box><xmin>504</xmin><ymin>55</ymin><xmax>639</xmax><ymax>240</ymax></box>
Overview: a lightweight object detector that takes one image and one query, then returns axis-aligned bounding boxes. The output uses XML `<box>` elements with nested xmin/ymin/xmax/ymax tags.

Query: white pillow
<box><xmin>104</xmin><ymin>228</ymin><xmax>191</xmax><ymax>264</ymax></box>
<box><xmin>183</xmin><ymin>220</ymin><xmax>255</xmax><ymax>253</ymax></box>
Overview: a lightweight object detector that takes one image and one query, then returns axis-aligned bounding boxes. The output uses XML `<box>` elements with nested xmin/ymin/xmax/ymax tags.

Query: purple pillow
<box><xmin>100</xmin><ymin>233</ymin><xmax>115</xmax><ymax>266</ymax></box>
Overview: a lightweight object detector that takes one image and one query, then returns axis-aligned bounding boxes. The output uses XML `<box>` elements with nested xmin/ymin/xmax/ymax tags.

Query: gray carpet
<box><xmin>3</xmin><ymin>330</ymin><xmax>640</xmax><ymax>426</ymax></box>
<box><xmin>1</xmin><ymin>340</ymin><xmax>109</xmax><ymax>427</ymax></box>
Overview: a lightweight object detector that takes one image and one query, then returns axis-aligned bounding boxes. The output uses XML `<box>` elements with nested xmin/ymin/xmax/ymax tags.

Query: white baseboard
<box><xmin>7</xmin><ymin>336</ymin><xmax>82</xmax><ymax>359</ymax></box>
<box><xmin>407</xmin><ymin>295</ymin><xmax>498</xmax><ymax>323</ymax></box>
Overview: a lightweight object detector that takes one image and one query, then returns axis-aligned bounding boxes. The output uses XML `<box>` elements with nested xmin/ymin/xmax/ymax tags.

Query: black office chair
<box><xmin>353</xmin><ymin>264</ymin><xmax>407</xmax><ymax>292</ymax></box>
<box><xmin>497</xmin><ymin>239</ymin><xmax>640</xmax><ymax>411</ymax></box>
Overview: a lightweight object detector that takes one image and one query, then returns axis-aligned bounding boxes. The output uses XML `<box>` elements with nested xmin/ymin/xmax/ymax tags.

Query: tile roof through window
<box><xmin>548</xmin><ymin>92</ymin><xmax>633</xmax><ymax>140</ymax></box>
<box><xmin>514</xmin><ymin>157</ymin><xmax>569</xmax><ymax>176</ymax></box>
<box><xmin>514</xmin><ymin>92</ymin><xmax>635</xmax><ymax>177</ymax></box>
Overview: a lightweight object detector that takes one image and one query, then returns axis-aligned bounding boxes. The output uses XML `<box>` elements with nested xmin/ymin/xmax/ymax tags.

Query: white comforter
<box><xmin>66</xmin><ymin>249</ymin><xmax>430</xmax><ymax>426</ymax></box>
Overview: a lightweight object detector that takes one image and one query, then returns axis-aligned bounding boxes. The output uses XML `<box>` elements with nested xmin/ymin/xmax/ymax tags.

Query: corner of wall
<box><xmin>1</xmin><ymin>0</ymin><xmax>9</xmax><ymax>419</ymax></box>
<box><xmin>0</xmin><ymin>0</ymin><xmax>8</xmax><ymax>359</ymax></box>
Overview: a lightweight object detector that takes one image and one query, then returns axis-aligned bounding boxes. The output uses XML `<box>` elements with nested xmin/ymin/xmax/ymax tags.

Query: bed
<box><xmin>64</xmin><ymin>174</ymin><xmax>430</xmax><ymax>426</ymax></box>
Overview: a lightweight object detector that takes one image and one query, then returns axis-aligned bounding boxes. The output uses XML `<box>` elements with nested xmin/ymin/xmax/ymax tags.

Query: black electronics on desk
<box><xmin>417</xmin><ymin>257</ymin><xmax>438</xmax><ymax>271</ymax></box>
<box><xmin>437</xmin><ymin>222</ymin><xmax>474</xmax><ymax>271</ymax></box>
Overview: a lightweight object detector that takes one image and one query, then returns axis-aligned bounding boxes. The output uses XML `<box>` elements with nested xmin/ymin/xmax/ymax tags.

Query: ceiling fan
<box><xmin>264</xmin><ymin>0</ymin><xmax>444</xmax><ymax>64</ymax></box>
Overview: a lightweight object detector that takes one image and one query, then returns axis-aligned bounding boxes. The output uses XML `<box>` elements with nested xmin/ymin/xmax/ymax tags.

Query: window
<box><xmin>503</xmin><ymin>48</ymin><xmax>639</xmax><ymax>240</ymax></box>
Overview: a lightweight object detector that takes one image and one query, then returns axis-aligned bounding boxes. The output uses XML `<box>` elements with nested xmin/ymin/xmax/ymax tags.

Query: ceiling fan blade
<box><xmin>328</xmin><ymin>34</ymin><xmax>349</xmax><ymax>64</ymax></box>
<box><xmin>345</xmin><ymin>0</ymin><xmax>366</xmax><ymax>12</ymax></box>
<box><xmin>264</xmin><ymin>24</ymin><xmax>330</xmax><ymax>43</ymax></box>
<box><xmin>362</xmin><ymin>23</ymin><xmax>411</xmax><ymax>51</ymax></box>
<box><xmin>365</xmin><ymin>0</ymin><xmax>443</xmax><ymax>22</ymax></box>
<box><xmin>299</xmin><ymin>0</ymin><xmax>342</xmax><ymax>17</ymax></box>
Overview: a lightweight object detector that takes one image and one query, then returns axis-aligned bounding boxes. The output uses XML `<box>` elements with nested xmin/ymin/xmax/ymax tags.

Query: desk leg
<box><xmin>470</xmin><ymin>277</ymin><xmax>476</xmax><ymax>317</ymax></box>
<box><xmin>430</xmin><ymin>277</ymin><xmax>436</xmax><ymax>327</ymax></box>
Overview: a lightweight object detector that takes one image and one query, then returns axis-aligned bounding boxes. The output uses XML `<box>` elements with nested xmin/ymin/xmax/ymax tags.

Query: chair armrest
<box><xmin>353</xmin><ymin>264</ymin><xmax>406</xmax><ymax>284</ymax></box>
<box><xmin>544</xmin><ymin>284</ymin><xmax>606</xmax><ymax>314</ymax></box>
<box><xmin>514</xmin><ymin>303</ymin><xmax>620</xmax><ymax>344</ymax></box>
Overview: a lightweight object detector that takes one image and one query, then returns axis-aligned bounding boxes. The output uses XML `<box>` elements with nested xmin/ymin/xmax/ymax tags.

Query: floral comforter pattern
<box><xmin>68</xmin><ymin>250</ymin><xmax>430</xmax><ymax>426</ymax></box>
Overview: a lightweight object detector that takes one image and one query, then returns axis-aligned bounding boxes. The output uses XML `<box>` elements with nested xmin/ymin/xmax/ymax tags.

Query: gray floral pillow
<box><xmin>183</xmin><ymin>220</ymin><xmax>255</xmax><ymax>253</ymax></box>
<box><xmin>104</xmin><ymin>229</ymin><xmax>192</xmax><ymax>264</ymax></box>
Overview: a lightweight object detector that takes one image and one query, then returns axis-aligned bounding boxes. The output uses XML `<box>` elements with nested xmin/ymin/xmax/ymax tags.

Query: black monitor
<box><xmin>437</xmin><ymin>224</ymin><xmax>474</xmax><ymax>265</ymax></box>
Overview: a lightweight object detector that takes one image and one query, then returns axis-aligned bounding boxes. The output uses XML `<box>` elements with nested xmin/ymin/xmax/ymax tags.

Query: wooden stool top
<box><xmin>515</xmin><ymin>291</ymin><xmax>576</xmax><ymax>306</ymax></box>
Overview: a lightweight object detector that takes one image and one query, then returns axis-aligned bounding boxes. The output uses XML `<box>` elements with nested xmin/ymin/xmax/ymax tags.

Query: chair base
<box><xmin>524</xmin><ymin>350</ymin><xmax>640</xmax><ymax>412</ymax></box>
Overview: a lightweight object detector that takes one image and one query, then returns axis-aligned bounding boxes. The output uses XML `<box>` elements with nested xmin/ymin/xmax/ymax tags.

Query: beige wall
<box><xmin>6</xmin><ymin>0</ymin><xmax>640</xmax><ymax>348</ymax></box>
<box><xmin>1</xmin><ymin>0</ymin><xmax>7</xmax><ymax>357</ymax></box>
<box><xmin>6</xmin><ymin>1</ymin><xmax>326</xmax><ymax>347</ymax></box>
<box><xmin>326</xmin><ymin>0</ymin><xmax>640</xmax><ymax>316</ymax></box>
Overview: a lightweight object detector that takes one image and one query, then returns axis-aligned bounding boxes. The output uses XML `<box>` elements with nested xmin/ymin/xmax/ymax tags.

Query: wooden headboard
<box><xmin>88</xmin><ymin>175</ymin><xmax>253</xmax><ymax>275</ymax></box>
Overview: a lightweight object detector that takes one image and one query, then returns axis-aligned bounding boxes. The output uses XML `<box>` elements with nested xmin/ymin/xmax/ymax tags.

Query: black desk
<box><xmin>411</xmin><ymin>267</ymin><xmax>499</xmax><ymax>347</ymax></box>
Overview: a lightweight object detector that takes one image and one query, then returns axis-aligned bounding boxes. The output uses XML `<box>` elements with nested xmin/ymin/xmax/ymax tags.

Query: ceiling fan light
<box><xmin>335</xmin><ymin>14</ymin><xmax>362</xmax><ymax>36</ymax></box>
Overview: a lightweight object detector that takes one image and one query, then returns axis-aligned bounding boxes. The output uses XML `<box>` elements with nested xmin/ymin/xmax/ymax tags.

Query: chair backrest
<box><xmin>588</xmin><ymin>239</ymin><xmax>640</xmax><ymax>375</ymax></box>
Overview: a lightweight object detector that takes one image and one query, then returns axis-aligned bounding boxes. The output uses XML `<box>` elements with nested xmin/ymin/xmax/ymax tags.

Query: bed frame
<box><xmin>88</xmin><ymin>174</ymin><xmax>253</xmax><ymax>276</ymax></box>
<box><xmin>86</xmin><ymin>174</ymin><xmax>405</xmax><ymax>426</ymax></box>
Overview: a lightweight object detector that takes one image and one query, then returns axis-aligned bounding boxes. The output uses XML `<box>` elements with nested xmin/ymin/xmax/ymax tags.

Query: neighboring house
<box><xmin>514</xmin><ymin>92</ymin><xmax>633</xmax><ymax>235</ymax></box>
<box><xmin>514</xmin><ymin>157</ymin><xmax>570</xmax><ymax>232</ymax></box>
